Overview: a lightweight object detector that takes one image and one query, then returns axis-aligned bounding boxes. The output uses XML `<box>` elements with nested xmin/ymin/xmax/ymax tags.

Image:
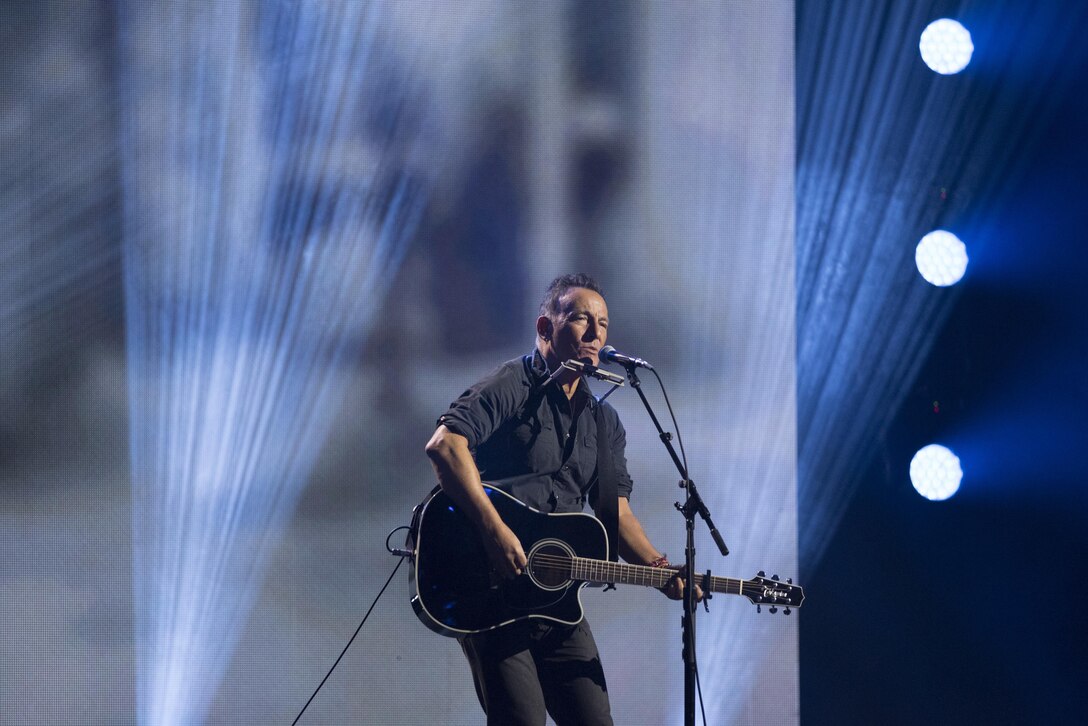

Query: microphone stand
<box><xmin>621</xmin><ymin>364</ymin><xmax>729</xmax><ymax>726</ymax></box>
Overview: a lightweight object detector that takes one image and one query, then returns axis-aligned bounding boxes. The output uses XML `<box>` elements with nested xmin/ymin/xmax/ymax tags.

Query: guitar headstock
<box><xmin>744</xmin><ymin>570</ymin><xmax>805</xmax><ymax>614</ymax></box>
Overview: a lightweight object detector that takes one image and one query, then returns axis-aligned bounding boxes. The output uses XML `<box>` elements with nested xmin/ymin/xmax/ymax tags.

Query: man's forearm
<box><xmin>425</xmin><ymin>426</ymin><xmax>502</xmax><ymax>530</ymax></box>
<box><xmin>617</xmin><ymin>497</ymin><xmax>702</xmax><ymax>601</ymax></box>
<box><xmin>616</xmin><ymin>497</ymin><xmax>666</xmax><ymax>565</ymax></box>
<box><xmin>425</xmin><ymin>425</ymin><xmax>527</xmax><ymax>577</ymax></box>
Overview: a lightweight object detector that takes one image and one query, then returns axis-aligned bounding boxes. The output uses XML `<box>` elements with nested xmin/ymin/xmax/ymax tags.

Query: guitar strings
<box><xmin>525</xmin><ymin>553</ymin><xmax>796</xmax><ymax>603</ymax></box>
<box><xmin>528</xmin><ymin>555</ymin><xmax>803</xmax><ymax>604</ymax></box>
<box><xmin>526</xmin><ymin>553</ymin><xmax>753</xmax><ymax>595</ymax></box>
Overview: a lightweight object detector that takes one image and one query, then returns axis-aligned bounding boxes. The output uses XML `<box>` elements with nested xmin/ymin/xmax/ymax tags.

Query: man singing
<box><xmin>425</xmin><ymin>273</ymin><xmax>694</xmax><ymax>725</ymax></box>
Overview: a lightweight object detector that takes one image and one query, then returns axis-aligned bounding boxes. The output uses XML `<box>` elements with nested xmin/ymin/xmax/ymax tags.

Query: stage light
<box><xmin>919</xmin><ymin>19</ymin><xmax>973</xmax><ymax>75</ymax></box>
<box><xmin>915</xmin><ymin>230</ymin><xmax>968</xmax><ymax>286</ymax></box>
<box><xmin>910</xmin><ymin>444</ymin><xmax>962</xmax><ymax>500</ymax></box>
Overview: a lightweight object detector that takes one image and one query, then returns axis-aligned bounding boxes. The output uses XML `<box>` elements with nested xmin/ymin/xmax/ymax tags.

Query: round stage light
<box><xmin>909</xmin><ymin>444</ymin><xmax>962</xmax><ymax>501</ymax></box>
<box><xmin>915</xmin><ymin>230</ymin><xmax>968</xmax><ymax>286</ymax></box>
<box><xmin>919</xmin><ymin>19</ymin><xmax>974</xmax><ymax>75</ymax></box>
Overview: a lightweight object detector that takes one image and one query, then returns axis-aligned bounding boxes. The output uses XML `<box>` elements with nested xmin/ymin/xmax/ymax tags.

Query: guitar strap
<box><xmin>516</xmin><ymin>354</ymin><xmax>549</xmax><ymax>425</ymax></box>
<box><xmin>593</xmin><ymin>403</ymin><xmax>619</xmax><ymax>565</ymax></box>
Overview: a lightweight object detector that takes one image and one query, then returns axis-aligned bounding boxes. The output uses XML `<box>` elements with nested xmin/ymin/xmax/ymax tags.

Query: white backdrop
<box><xmin>3</xmin><ymin>2</ymin><xmax>795</xmax><ymax>724</ymax></box>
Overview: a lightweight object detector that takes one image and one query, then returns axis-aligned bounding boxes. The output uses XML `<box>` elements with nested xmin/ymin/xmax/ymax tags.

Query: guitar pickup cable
<box><xmin>289</xmin><ymin>527</ymin><xmax>413</xmax><ymax>725</ymax></box>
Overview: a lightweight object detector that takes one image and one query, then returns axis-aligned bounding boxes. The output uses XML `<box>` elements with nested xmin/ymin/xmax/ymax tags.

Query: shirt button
<box><xmin>561</xmin><ymin>465</ymin><xmax>570</xmax><ymax>472</ymax></box>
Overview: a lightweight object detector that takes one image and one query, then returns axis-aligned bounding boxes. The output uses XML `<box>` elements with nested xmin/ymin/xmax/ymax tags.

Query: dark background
<box><xmin>798</xmin><ymin>1</ymin><xmax>1088</xmax><ymax>722</ymax></box>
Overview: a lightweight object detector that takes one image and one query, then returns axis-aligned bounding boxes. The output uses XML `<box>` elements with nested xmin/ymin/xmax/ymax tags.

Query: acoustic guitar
<box><xmin>407</xmin><ymin>485</ymin><xmax>804</xmax><ymax>637</ymax></box>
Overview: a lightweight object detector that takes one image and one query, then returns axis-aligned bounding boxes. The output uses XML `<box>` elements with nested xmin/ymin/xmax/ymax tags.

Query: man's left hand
<box><xmin>661</xmin><ymin>566</ymin><xmax>704</xmax><ymax>602</ymax></box>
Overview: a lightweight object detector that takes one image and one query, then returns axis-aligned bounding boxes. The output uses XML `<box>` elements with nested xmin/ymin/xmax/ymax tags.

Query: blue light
<box><xmin>116</xmin><ymin>3</ymin><xmax>435</xmax><ymax>723</ymax></box>
<box><xmin>915</xmin><ymin>230</ymin><xmax>968</xmax><ymax>286</ymax></box>
<box><xmin>919</xmin><ymin>19</ymin><xmax>974</xmax><ymax>75</ymax></box>
<box><xmin>910</xmin><ymin>444</ymin><xmax>963</xmax><ymax>500</ymax></box>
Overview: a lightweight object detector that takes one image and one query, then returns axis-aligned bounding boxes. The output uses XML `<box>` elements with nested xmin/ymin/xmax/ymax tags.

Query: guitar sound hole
<box><xmin>527</xmin><ymin>541</ymin><xmax>573</xmax><ymax>590</ymax></box>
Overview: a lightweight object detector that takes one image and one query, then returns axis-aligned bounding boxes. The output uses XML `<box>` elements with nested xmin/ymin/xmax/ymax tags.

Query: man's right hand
<box><xmin>426</xmin><ymin>426</ymin><xmax>528</xmax><ymax>578</ymax></box>
<box><xmin>483</xmin><ymin>520</ymin><xmax>528</xmax><ymax>578</ymax></box>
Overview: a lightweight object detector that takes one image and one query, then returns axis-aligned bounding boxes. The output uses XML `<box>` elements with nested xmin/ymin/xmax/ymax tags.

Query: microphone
<box><xmin>600</xmin><ymin>345</ymin><xmax>654</xmax><ymax>370</ymax></box>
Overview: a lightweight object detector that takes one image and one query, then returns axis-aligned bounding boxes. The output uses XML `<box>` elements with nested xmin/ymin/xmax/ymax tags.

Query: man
<box><xmin>425</xmin><ymin>273</ymin><xmax>694</xmax><ymax>725</ymax></box>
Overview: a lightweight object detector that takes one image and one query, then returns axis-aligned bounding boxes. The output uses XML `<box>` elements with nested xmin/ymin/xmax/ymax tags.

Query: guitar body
<box><xmin>409</xmin><ymin>485</ymin><xmax>608</xmax><ymax>637</ymax></box>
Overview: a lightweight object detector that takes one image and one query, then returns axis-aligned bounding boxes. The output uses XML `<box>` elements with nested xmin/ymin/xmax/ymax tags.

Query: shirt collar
<box><xmin>529</xmin><ymin>348</ymin><xmax>550</xmax><ymax>381</ymax></box>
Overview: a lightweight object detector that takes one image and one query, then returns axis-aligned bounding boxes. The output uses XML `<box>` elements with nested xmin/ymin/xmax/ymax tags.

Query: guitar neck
<box><xmin>571</xmin><ymin>557</ymin><xmax>745</xmax><ymax>597</ymax></box>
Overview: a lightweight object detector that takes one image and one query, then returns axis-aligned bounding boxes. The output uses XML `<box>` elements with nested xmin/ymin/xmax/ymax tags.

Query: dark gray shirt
<box><xmin>438</xmin><ymin>351</ymin><xmax>633</xmax><ymax>513</ymax></box>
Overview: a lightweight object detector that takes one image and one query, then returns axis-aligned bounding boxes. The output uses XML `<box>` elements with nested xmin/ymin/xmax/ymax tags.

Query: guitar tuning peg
<box><xmin>772</xmin><ymin>574</ymin><xmax>780</xmax><ymax>581</ymax></box>
<box><xmin>787</xmin><ymin>578</ymin><xmax>792</xmax><ymax>584</ymax></box>
<box><xmin>784</xmin><ymin>608</ymin><xmax>791</xmax><ymax>616</ymax></box>
<box><xmin>769</xmin><ymin>606</ymin><xmax>778</xmax><ymax>614</ymax></box>
<box><xmin>757</xmin><ymin>570</ymin><xmax>766</xmax><ymax>577</ymax></box>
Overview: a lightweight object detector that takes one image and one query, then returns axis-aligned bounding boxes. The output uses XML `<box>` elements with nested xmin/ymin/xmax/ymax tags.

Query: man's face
<box><xmin>539</xmin><ymin>287</ymin><xmax>609</xmax><ymax>368</ymax></box>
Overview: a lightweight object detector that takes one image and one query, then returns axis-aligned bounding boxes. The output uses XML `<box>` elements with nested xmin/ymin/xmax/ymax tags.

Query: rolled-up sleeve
<box><xmin>603</xmin><ymin>404</ymin><xmax>634</xmax><ymax>499</ymax></box>
<box><xmin>437</xmin><ymin>362</ymin><xmax>526</xmax><ymax>451</ymax></box>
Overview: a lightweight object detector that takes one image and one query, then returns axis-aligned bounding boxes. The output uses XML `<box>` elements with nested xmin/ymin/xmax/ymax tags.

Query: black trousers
<box><xmin>459</xmin><ymin>619</ymin><xmax>614</xmax><ymax>726</ymax></box>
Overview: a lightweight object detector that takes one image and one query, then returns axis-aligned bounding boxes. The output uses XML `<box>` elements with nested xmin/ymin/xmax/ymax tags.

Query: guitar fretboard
<box><xmin>570</xmin><ymin>557</ymin><xmax>745</xmax><ymax>596</ymax></box>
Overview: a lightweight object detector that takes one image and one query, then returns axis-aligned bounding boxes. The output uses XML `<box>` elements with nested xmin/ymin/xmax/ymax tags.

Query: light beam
<box><xmin>116</xmin><ymin>3</ymin><xmax>441</xmax><ymax>723</ymax></box>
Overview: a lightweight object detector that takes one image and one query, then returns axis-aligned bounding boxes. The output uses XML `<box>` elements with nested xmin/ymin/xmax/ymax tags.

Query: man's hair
<box><xmin>538</xmin><ymin>273</ymin><xmax>604</xmax><ymax>318</ymax></box>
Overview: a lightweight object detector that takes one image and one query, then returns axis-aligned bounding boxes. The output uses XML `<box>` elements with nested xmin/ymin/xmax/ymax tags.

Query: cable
<box><xmin>290</xmin><ymin>553</ymin><xmax>407</xmax><ymax>725</ymax></box>
<box><xmin>650</xmin><ymin>367</ymin><xmax>689</xmax><ymax>476</ymax></box>
<box><xmin>386</xmin><ymin>525</ymin><xmax>413</xmax><ymax>556</ymax></box>
<box><xmin>695</xmin><ymin>659</ymin><xmax>708</xmax><ymax>726</ymax></box>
